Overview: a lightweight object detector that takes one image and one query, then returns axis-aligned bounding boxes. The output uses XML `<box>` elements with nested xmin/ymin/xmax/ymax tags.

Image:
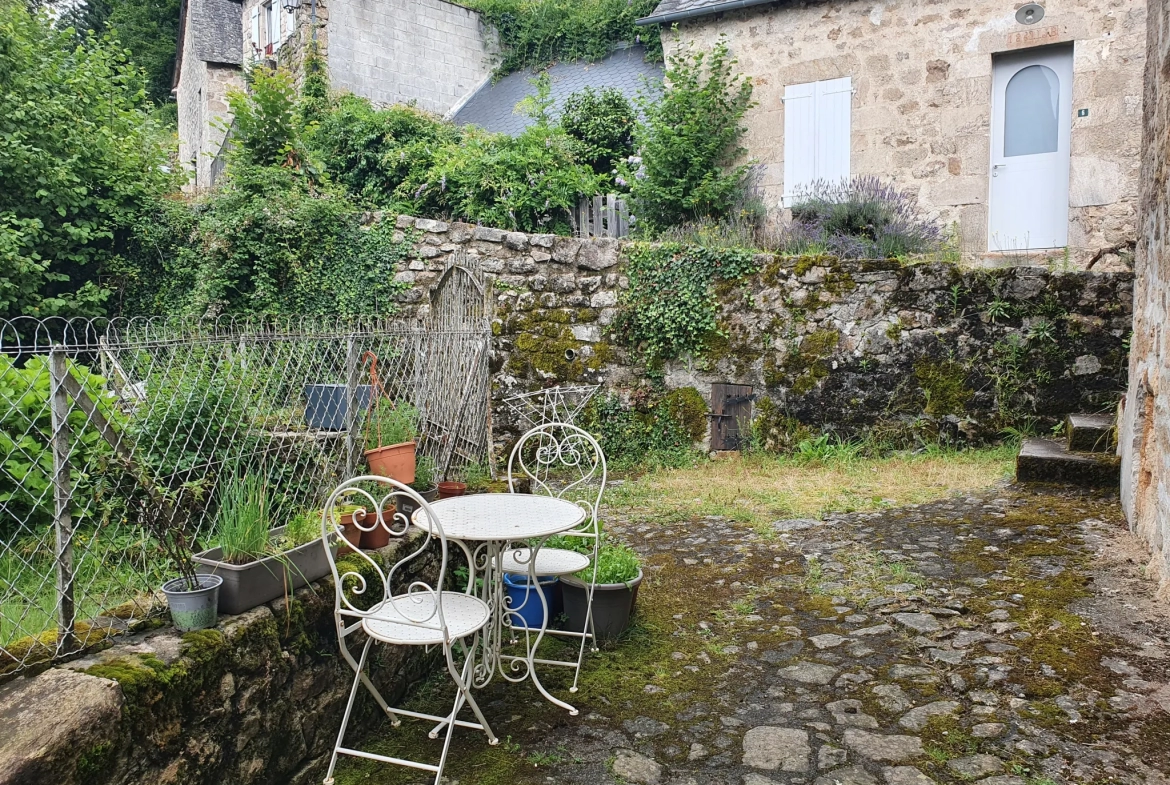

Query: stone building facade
<box><xmin>175</xmin><ymin>0</ymin><xmax>245</xmax><ymax>191</ymax></box>
<box><xmin>640</xmin><ymin>0</ymin><xmax>1146</xmax><ymax>265</ymax></box>
<box><xmin>1119</xmin><ymin>0</ymin><xmax>1170</xmax><ymax>597</ymax></box>
<box><xmin>174</xmin><ymin>0</ymin><xmax>498</xmax><ymax>191</ymax></box>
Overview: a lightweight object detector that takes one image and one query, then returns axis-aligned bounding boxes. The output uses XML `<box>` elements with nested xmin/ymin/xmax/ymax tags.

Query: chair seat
<box><xmin>362</xmin><ymin>592</ymin><xmax>490</xmax><ymax>645</ymax></box>
<box><xmin>498</xmin><ymin>547</ymin><xmax>590</xmax><ymax>577</ymax></box>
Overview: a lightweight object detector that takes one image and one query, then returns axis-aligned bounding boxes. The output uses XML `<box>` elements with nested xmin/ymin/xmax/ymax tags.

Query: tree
<box><xmin>560</xmin><ymin>86</ymin><xmax>637</xmax><ymax>182</ymax></box>
<box><xmin>626</xmin><ymin>38</ymin><xmax>754</xmax><ymax>232</ymax></box>
<box><xmin>0</xmin><ymin>0</ymin><xmax>173</xmax><ymax>318</ymax></box>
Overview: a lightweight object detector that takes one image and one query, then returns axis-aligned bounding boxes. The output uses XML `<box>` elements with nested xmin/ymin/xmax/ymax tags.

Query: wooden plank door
<box><xmin>710</xmin><ymin>383</ymin><xmax>753</xmax><ymax>450</ymax></box>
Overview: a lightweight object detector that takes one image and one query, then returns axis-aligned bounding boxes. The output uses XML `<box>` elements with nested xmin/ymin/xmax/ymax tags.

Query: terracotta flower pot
<box><xmin>437</xmin><ymin>481</ymin><xmax>466</xmax><ymax>499</ymax></box>
<box><xmin>359</xmin><ymin>506</ymin><xmax>394</xmax><ymax>550</ymax></box>
<box><xmin>364</xmin><ymin>441</ymin><xmax>417</xmax><ymax>484</ymax></box>
<box><xmin>335</xmin><ymin>510</ymin><xmax>366</xmax><ymax>556</ymax></box>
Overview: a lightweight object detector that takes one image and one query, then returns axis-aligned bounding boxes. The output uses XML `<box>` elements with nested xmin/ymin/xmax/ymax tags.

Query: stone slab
<box><xmin>1016</xmin><ymin>438</ymin><xmax>1120</xmax><ymax>487</ymax></box>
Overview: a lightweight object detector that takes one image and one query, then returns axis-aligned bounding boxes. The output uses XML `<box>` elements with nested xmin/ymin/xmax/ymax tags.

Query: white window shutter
<box><xmin>783</xmin><ymin>82</ymin><xmax>817</xmax><ymax>205</ymax></box>
<box><xmin>250</xmin><ymin>7</ymin><xmax>260</xmax><ymax>54</ymax></box>
<box><xmin>815</xmin><ymin>76</ymin><xmax>852</xmax><ymax>187</ymax></box>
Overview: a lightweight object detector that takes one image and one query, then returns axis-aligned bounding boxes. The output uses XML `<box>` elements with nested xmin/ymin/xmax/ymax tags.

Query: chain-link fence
<box><xmin>0</xmin><ymin>314</ymin><xmax>489</xmax><ymax>677</ymax></box>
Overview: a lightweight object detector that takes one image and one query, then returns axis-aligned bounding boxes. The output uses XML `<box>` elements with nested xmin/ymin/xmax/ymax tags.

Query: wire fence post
<box><xmin>48</xmin><ymin>346</ymin><xmax>79</xmax><ymax>654</ymax></box>
<box><xmin>345</xmin><ymin>334</ymin><xmax>359</xmax><ymax>477</ymax></box>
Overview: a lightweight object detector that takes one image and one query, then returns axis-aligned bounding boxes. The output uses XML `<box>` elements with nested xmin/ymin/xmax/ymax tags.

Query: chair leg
<box><xmin>445</xmin><ymin>637</ymin><xmax>498</xmax><ymax>745</ymax></box>
<box><xmin>324</xmin><ymin>637</ymin><xmax>372</xmax><ymax>785</ymax></box>
<box><xmin>337</xmin><ymin>617</ymin><xmax>401</xmax><ymax>726</ymax></box>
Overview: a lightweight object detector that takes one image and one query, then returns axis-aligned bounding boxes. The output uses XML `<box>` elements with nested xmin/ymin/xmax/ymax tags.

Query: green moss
<box><xmin>793</xmin><ymin>256</ymin><xmax>817</xmax><ymax>277</ymax></box>
<box><xmin>76</xmin><ymin>741</ymin><xmax>115</xmax><ymax>784</ymax></box>
<box><xmin>749</xmin><ymin>397</ymin><xmax>813</xmax><ymax>453</ymax></box>
<box><xmin>885</xmin><ymin>323</ymin><xmax>903</xmax><ymax>342</ymax></box>
<box><xmin>914</xmin><ymin>359</ymin><xmax>973</xmax><ymax>417</ymax></box>
<box><xmin>782</xmin><ymin>328</ymin><xmax>839</xmax><ymax>395</ymax></box>
<box><xmin>822</xmin><ymin>270</ymin><xmax>856</xmax><ymax>296</ymax></box>
<box><xmin>663</xmin><ymin>387</ymin><xmax>708</xmax><ymax>443</ymax></box>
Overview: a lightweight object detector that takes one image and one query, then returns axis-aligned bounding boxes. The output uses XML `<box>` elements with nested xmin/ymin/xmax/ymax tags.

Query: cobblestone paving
<box><xmin>343</xmin><ymin>483</ymin><xmax>1170</xmax><ymax>785</ymax></box>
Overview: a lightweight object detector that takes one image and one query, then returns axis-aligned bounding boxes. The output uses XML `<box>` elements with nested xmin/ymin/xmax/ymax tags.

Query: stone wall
<box><xmin>329</xmin><ymin>0</ymin><xmax>497</xmax><ymax>117</ymax></box>
<box><xmin>176</xmin><ymin>37</ymin><xmax>243</xmax><ymax>192</ymax></box>
<box><xmin>1119</xmin><ymin>0</ymin><xmax>1170</xmax><ymax>596</ymax></box>
<box><xmin>391</xmin><ymin>215</ymin><xmax>1131</xmax><ymax>449</ymax></box>
<box><xmin>0</xmin><ymin>535</ymin><xmax>438</xmax><ymax>785</ymax></box>
<box><xmin>661</xmin><ymin>0</ymin><xmax>1146</xmax><ymax>264</ymax></box>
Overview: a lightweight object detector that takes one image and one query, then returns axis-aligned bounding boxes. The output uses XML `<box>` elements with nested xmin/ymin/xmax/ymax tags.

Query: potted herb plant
<box><xmin>394</xmin><ymin>455</ymin><xmax>438</xmax><ymax>524</ymax></box>
<box><xmin>560</xmin><ymin>539</ymin><xmax>643</xmax><ymax>642</ymax></box>
<box><xmin>364</xmin><ymin>402</ymin><xmax>418</xmax><ymax>484</ymax></box>
<box><xmin>135</xmin><ymin>497</ymin><xmax>222</xmax><ymax>632</ymax></box>
<box><xmin>192</xmin><ymin>474</ymin><xmax>337</xmax><ymax>615</ymax></box>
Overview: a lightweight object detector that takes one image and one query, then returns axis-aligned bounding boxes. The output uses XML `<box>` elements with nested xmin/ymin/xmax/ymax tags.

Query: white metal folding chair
<box><xmin>501</xmin><ymin>423</ymin><xmax>606</xmax><ymax>693</ymax></box>
<box><xmin>321</xmin><ymin>475</ymin><xmax>497</xmax><ymax>785</ymax></box>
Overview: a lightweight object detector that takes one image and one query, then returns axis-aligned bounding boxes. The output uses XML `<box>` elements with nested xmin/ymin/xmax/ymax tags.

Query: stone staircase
<box><xmin>1015</xmin><ymin>413</ymin><xmax>1120</xmax><ymax>487</ymax></box>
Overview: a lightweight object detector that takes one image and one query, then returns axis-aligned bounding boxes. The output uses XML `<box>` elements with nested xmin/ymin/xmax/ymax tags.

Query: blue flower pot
<box><xmin>304</xmin><ymin>384</ymin><xmax>371</xmax><ymax>431</ymax></box>
<box><xmin>502</xmin><ymin>573</ymin><xmax>559</xmax><ymax>629</ymax></box>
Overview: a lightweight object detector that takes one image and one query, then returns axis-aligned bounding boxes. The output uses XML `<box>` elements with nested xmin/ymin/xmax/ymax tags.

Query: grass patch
<box><xmin>803</xmin><ymin>545</ymin><xmax>927</xmax><ymax>604</ymax></box>
<box><xmin>606</xmin><ymin>445</ymin><xmax>1015</xmax><ymax>528</ymax></box>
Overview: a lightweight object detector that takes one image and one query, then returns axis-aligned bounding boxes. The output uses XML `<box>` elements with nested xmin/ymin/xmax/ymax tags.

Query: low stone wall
<box><xmin>0</xmin><ymin>535</ymin><xmax>437</xmax><ymax>785</ymax></box>
<box><xmin>393</xmin><ymin>215</ymin><xmax>1132</xmax><ymax>447</ymax></box>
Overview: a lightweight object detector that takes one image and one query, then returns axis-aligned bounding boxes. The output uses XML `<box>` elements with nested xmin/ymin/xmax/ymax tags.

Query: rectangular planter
<box><xmin>304</xmin><ymin>383</ymin><xmax>372</xmax><ymax>431</ymax></box>
<box><xmin>193</xmin><ymin>525</ymin><xmax>337</xmax><ymax>615</ymax></box>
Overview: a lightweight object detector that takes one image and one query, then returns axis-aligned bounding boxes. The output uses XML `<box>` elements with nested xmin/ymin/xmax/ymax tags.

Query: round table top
<box><xmin>414</xmin><ymin>493</ymin><xmax>586</xmax><ymax>541</ymax></box>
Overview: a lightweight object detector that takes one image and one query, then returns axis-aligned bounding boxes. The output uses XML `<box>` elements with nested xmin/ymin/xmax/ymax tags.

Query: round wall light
<box><xmin>1016</xmin><ymin>3</ymin><xmax>1044</xmax><ymax>25</ymax></box>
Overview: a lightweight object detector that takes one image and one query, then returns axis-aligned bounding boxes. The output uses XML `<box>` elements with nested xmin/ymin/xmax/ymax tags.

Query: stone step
<box><xmin>1065</xmin><ymin>413</ymin><xmax>1116</xmax><ymax>453</ymax></box>
<box><xmin>1016</xmin><ymin>438</ymin><xmax>1120</xmax><ymax>487</ymax></box>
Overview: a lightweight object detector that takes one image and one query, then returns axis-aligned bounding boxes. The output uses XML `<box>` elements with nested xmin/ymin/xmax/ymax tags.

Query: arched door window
<box><xmin>1004</xmin><ymin>64</ymin><xmax>1060</xmax><ymax>157</ymax></box>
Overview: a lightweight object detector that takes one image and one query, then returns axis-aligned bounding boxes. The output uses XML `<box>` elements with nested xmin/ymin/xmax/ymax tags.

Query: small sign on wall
<box><xmin>1006</xmin><ymin>24</ymin><xmax>1067</xmax><ymax>48</ymax></box>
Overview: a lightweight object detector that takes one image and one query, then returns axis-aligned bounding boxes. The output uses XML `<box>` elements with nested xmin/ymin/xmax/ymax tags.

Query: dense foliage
<box><xmin>61</xmin><ymin>0</ymin><xmax>181</xmax><ymax>106</ymax></box>
<box><xmin>0</xmin><ymin>1</ymin><xmax>173</xmax><ymax>319</ymax></box>
<box><xmin>784</xmin><ymin>176</ymin><xmax>946</xmax><ymax>259</ymax></box>
<box><xmin>612</xmin><ymin>243</ymin><xmax>759</xmax><ymax>365</ymax></box>
<box><xmin>560</xmin><ymin>86</ymin><xmax>637</xmax><ymax>183</ymax></box>
<box><xmin>583</xmin><ymin>387</ymin><xmax>707</xmax><ymax>467</ymax></box>
<box><xmin>463</xmin><ymin>0</ymin><xmax>661</xmax><ymax>76</ymax></box>
<box><xmin>625</xmin><ymin>38</ymin><xmax>754</xmax><ymax>233</ymax></box>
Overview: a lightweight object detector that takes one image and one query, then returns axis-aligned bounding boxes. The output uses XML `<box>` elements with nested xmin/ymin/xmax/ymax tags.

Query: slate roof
<box><xmin>636</xmin><ymin>0</ymin><xmax>780</xmax><ymax>25</ymax></box>
<box><xmin>452</xmin><ymin>45</ymin><xmax>663</xmax><ymax>136</ymax></box>
<box><xmin>173</xmin><ymin>0</ymin><xmax>242</xmax><ymax>90</ymax></box>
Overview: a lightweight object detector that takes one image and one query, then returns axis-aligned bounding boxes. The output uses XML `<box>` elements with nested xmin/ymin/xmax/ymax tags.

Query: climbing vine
<box><xmin>611</xmin><ymin>243</ymin><xmax>760</xmax><ymax>366</ymax></box>
<box><xmin>463</xmin><ymin>0</ymin><xmax>662</xmax><ymax>77</ymax></box>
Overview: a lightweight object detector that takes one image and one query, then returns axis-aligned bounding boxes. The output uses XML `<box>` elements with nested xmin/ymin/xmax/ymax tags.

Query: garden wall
<box><xmin>0</xmin><ymin>536</ymin><xmax>437</xmax><ymax>785</ymax></box>
<box><xmin>392</xmin><ymin>215</ymin><xmax>1132</xmax><ymax>448</ymax></box>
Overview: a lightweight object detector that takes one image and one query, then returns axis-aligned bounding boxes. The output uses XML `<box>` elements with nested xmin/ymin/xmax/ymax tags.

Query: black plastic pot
<box><xmin>395</xmin><ymin>486</ymin><xmax>439</xmax><ymax>524</ymax></box>
<box><xmin>560</xmin><ymin>569</ymin><xmax>643</xmax><ymax>642</ymax></box>
<box><xmin>303</xmin><ymin>384</ymin><xmax>371</xmax><ymax>431</ymax></box>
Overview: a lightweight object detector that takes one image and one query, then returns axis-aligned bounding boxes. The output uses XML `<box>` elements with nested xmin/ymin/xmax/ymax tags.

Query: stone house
<box><xmin>174</xmin><ymin>0</ymin><xmax>499</xmax><ymax>190</ymax></box>
<box><xmin>637</xmin><ymin>0</ymin><xmax>1147</xmax><ymax>262</ymax></box>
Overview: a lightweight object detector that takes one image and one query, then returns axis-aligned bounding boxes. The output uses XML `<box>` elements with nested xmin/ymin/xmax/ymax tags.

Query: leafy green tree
<box><xmin>626</xmin><ymin>38</ymin><xmax>754</xmax><ymax>232</ymax></box>
<box><xmin>58</xmin><ymin>0</ymin><xmax>181</xmax><ymax>106</ymax></box>
<box><xmin>560</xmin><ymin>86</ymin><xmax>637</xmax><ymax>182</ymax></box>
<box><xmin>0</xmin><ymin>1</ymin><xmax>173</xmax><ymax>318</ymax></box>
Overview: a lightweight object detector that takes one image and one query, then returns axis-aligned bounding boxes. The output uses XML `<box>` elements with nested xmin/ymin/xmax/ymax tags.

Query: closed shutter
<box><xmin>783</xmin><ymin>82</ymin><xmax>816</xmax><ymax>205</ymax></box>
<box><xmin>249</xmin><ymin>6</ymin><xmax>260</xmax><ymax>55</ymax></box>
<box><xmin>783</xmin><ymin>76</ymin><xmax>853</xmax><ymax>204</ymax></box>
<box><xmin>815</xmin><ymin>77</ymin><xmax>852</xmax><ymax>186</ymax></box>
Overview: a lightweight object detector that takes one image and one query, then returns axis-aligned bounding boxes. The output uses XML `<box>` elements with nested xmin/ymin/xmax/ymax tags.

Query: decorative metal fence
<box><xmin>0</xmin><ymin>313</ymin><xmax>489</xmax><ymax>677</ymax></box>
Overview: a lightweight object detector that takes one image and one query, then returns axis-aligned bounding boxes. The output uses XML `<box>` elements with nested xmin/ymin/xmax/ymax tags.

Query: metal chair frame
<box><xmin>504</xmin><ymin>423</ymin><xmax>607</xmax><ymax>693</ymax></box>
<box><xmin>320</xmin><ymin>476</ymin><xmax>497</xmax><ymax>785</ymax></box>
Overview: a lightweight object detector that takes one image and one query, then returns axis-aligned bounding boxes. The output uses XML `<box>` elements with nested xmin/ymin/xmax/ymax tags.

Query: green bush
<box><xmin>0</xmin><ymin>357</ymin><xmax>122</xmax><ymax>537</ymax></box>
<box><xmin>626</xmin><ymin>37</ymin><xmax>754</xmax><ymax>233</ymax></box>
<box><xmin>0</xmin><ymin>2</ymin><xmax>174</xmax><ymax>319</ymax></box>
<box><xmin>582</xmin><ymin>389</ymin><xmax>703</xmax><ymax>467</ymax></box>
<box><xmin>560</xmin><ymin>87</ymin><xmax>637</xmax><ymax>183</ymax></box>
<box><xmin>227</xmin><ymin>66</ymin><xmax>303</xmax><ymax>169</ymax></box>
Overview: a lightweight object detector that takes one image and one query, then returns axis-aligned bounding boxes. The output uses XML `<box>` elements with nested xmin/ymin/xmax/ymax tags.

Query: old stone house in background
<box><xmin>638</xmin><ymin>0</ymin><xmax>1147</xmax><ymax>263</ymax></box>
<box><xmin>174</xmin><ymin>0</ymin><xmax>499</xmax><ymax>190</ymax></box>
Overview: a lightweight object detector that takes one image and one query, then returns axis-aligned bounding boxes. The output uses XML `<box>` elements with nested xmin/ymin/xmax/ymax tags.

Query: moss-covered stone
<box><xmin>663</xmin><ymin>387</ymin><xmax>708</xmax><ymax>443</ymax></box>
<box><xmin>914</xmin><ymin>358</ymin><xmax>974</xmax><ymax>417</ymax></box>
<box><xmin>784</xmin><ymin>328</ymin><xmax>840</xmax><ymax>395</ymax></box>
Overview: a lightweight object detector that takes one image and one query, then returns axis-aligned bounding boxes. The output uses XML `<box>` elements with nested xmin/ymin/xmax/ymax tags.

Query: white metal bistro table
<box><xmin>413</xmin><ymin>493</ymin><xmax>586</xmax><ymax>716</ymax></box>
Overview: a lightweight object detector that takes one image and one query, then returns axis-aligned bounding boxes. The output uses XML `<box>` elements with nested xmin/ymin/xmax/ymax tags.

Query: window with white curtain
<box><xmin>783</xmin><ymin>76</ymin><xmax>853</xmax><ymax>204</ymax></box>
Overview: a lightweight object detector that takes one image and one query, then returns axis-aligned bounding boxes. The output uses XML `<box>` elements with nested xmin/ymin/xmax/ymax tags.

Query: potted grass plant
<box><xmin>193</xmin><ymin>474</ymin><xmax>337</xmax><ymax>615</ymax></box>
<box><xmin>364</xmin><ymin>402</ymin><xmax>419</xmax><ymax>484</ymax></box>
<box><xmin>560</xmin><ymin>538</ymin><xmax>643</xmax><ymax>642</ymax></box>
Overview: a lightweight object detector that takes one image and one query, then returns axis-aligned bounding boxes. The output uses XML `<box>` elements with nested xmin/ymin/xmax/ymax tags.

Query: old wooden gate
<box><xmin>710</xmin><ymin>383</ymin><xmax>754</xmax><ymax>451</ymax></box>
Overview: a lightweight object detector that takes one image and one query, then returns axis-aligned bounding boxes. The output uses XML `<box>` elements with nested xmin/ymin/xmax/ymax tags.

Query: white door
<box><xmin>988</xmin><ymin>46</ymin><xmax>1073</xmax><ymax>251</ymax></box>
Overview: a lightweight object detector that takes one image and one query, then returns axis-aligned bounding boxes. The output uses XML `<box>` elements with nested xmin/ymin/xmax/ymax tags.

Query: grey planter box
<box><xmin>193</xmin><ymin>525</ymin><xmax>337</xmax><ymax>615</ymax></box>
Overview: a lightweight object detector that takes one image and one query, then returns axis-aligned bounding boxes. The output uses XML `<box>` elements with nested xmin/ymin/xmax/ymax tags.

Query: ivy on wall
<box><xmin>463</xmin><ymin>0</ymin><xmax>662</xmax><ymax>77</ymax></box>
<box><xmin>611</xmin><ymin>243</ymin><xmax>760</xmax><ymax>366</ymax></box>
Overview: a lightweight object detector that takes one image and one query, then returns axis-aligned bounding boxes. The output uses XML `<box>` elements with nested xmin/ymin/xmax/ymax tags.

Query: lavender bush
<box><xmin>783</xmin><ymin>176</ymin><xmax>946</xmax><ymax>259</ymax></box>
